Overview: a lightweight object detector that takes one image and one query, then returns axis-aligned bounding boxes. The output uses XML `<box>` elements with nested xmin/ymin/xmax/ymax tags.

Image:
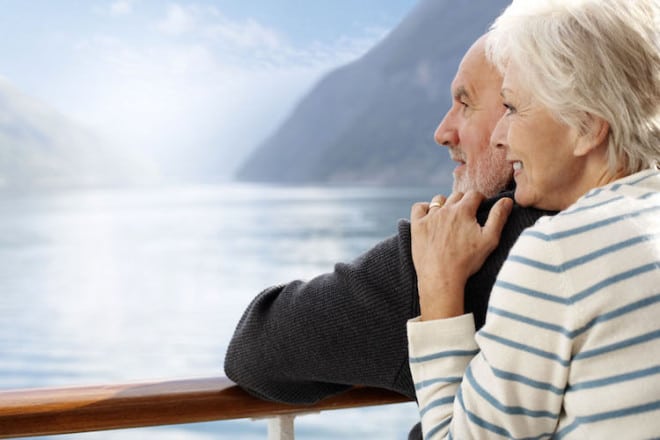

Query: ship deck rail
<box><xmin>0</xmin><ymin>376</ymin><xmax>413</xmax><ymax>439</ymax></box>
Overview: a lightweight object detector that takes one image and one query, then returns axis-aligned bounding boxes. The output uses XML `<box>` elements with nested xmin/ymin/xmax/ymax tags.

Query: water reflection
<box><xmin>0</xmin><ymin>183</ymin><xmax>443</xmax><ymax>438</ymax></box>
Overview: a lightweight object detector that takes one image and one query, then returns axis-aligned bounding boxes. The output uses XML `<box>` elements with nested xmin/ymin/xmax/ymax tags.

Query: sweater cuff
<box><xmin>407</xmin><ymin>314</ymin><xmax>477</xmax><ymax>358</ymax></box>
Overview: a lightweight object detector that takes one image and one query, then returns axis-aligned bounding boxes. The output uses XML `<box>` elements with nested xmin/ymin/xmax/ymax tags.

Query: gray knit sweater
<box><xmin>224</xmin><ymin>192</ymin><xmax>554</xmax><ymax>438</ymax></box>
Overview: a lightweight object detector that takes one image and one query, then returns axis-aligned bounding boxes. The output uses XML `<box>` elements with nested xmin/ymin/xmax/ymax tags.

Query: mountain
<box><xmin>236</xmin><ymin>0</ymin><xmax>511</xmax><ymax>186</ymax></box>
<box><xmin>0</xmin><ymin>78</ymin><xmax>134</xmax><ymax>190</ymax></box>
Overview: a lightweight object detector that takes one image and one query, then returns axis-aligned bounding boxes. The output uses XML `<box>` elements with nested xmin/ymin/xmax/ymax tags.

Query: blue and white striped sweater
<box><xmin>408</xmin><ymin>169</ymin><xmax>660</xmax><ymax>439</ymax></box>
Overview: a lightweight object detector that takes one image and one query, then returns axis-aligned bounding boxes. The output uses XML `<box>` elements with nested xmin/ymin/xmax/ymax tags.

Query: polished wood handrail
<box><xmin>0</xmin><ymin>377</ymin><xmax>412</xmax><ymax>438</ymax></box>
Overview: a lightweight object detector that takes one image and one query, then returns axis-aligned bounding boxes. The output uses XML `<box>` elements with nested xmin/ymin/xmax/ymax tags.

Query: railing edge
<box><xmin>0</xmin><ymin>377</ymin><xmax>413</xmax><ymax>438</ymax></box>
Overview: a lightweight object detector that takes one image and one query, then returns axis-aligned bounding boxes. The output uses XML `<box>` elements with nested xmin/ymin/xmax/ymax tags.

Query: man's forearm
<box><xmin>224</xmin><ymin>221</ymin><xmax>419</xmax><ymax>403</ymax></box>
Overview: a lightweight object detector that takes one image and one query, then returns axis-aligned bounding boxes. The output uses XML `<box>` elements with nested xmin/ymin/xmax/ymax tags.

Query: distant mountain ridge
<box><xmin>0</xmin><ymin>78</ymin><xmax>131</xmax><ymax>190</ymax></box>
<box><xmin>236</xmin><ymin>0</ymin><xmax>511</xmax><ymax>186</ymax></box>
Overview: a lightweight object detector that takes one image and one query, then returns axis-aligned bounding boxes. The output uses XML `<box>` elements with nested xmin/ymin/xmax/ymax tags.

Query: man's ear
<box><xmin>574</xmin><ymin>115</ymin><xmax>609</xmax><ymax>157</ymax></box>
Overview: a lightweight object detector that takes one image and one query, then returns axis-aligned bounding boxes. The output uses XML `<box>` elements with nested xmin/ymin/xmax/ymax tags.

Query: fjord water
<box><xmin>0</xmin><ymin>183</ymin><xmax>444</xmax><ymax>439</ymax></box>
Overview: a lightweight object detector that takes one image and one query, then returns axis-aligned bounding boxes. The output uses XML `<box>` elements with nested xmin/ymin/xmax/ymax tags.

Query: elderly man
<box><xmin>224</xmin><ymin>36</ymin><xmax>554</xmax><ymax>439</ymax></box>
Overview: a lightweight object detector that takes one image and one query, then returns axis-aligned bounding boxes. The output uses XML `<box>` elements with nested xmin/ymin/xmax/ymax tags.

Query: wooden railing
<box><xmin>0</xmin><ymin>377</ymin><xmax>413</xmax><ymax>439</ymax></box>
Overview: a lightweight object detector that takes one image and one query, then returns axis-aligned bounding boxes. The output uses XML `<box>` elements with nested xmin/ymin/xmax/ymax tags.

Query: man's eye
<box><xmin>460</xmin><ymin>100</ymin><xmax>469</xmax><ymax>108</ymax></box>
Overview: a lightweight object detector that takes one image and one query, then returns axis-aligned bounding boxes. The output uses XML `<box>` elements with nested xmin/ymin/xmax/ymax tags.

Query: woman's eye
<box><xmin>503</xmin><ymin>103</ymin><xmax>516</xmax><ymax>115</ymax></box>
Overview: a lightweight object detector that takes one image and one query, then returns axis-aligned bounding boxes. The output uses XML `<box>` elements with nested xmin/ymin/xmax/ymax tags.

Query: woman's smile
<box><xmin>512</xmin><ymin>160</ymin><xmax>523</xmax><ymax>176</ymax></box>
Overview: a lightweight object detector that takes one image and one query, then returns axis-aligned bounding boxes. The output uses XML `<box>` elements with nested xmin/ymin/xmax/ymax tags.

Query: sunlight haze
<box><xmin>0</xmin><ymin>0</ymin><xmax>418</xmax><ymax>183</ymax></box>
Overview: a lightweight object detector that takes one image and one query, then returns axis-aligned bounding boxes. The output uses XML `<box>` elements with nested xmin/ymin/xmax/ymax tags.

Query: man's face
<box><xmin>433</xmin><ymin>40</ymin><xmax>512</xmax><ymax>198</ymax></box>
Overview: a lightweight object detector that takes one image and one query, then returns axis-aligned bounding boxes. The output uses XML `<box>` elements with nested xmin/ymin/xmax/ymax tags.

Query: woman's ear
<box><xmin>574</xmin><ymin>115</ymin><xmax>609</xmax><ymax>157</ymax></box>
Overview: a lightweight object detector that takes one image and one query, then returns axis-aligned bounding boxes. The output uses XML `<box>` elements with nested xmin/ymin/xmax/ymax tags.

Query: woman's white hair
<box><xmin>486</xmin><ymin>0</ymin><xmax>660</xmax><ymax>173</ymax></box>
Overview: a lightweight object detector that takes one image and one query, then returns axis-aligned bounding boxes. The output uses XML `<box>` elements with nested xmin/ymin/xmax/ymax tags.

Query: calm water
<box><xmin>0</xmin><ymin>183</ymin><xmax>446</xmax><ymax>439</ymax></box>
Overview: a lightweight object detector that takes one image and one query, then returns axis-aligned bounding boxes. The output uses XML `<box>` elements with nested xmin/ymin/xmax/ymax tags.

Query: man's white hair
<box><xmin>487</xmin><ymin>0</ymin><xmax>660</xmax><ymax>173</ymax></box>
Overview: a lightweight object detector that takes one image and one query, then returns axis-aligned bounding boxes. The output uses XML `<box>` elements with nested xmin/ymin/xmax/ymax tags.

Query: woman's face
<box><xmin>490</xmin><ymin>63</ymin><xmax>591</xmax><ymax>211</ymax></box>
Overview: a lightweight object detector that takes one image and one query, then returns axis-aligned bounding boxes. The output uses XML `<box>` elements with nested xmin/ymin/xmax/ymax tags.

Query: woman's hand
<box><xmin>410</xmin><ymin>191</ymin><xmax>513</xmax><ymax>321</ymax></box>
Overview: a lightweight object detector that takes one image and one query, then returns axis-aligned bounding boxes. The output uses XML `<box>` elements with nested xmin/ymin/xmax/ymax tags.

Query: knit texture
<box><xmin>408</xmin><ymin>170</ymin><xmax>660</xmax><ymax>439</ymax></box>
<box><xmin>224</xmin><ymin>192</ymin><xmax>552</xmax><ymax>404</ymax></box>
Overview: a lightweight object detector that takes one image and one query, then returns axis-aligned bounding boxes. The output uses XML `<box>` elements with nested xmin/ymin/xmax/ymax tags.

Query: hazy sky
<box><xmin>0</xmin><ymin>0</ymin><xmax>419</xmax><ymax>181</ymax></box>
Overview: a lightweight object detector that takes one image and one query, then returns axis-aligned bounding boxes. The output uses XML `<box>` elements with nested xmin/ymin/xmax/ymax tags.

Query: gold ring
<box><xmin>429</xmin><ymin>201</ymin><xmax>443</xmax><ymax>209</ymax></box>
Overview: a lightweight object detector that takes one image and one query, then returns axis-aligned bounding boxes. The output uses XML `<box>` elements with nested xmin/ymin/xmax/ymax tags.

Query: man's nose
<box><xmin>434</xmin><ymin>111</ymin><xmax>458</xmax><ymax>148</ymax></box>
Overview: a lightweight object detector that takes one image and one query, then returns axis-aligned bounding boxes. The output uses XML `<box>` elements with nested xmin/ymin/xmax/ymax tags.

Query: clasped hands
<box><xmin>410</xmin><ymin>191</ymin><xmax>513</xmax><ymax>321</ymax></box>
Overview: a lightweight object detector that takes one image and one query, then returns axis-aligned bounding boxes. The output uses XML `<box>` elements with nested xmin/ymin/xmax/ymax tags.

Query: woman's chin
<box><xmin>513</xmin><ymin>191</ymin><xmax>538</xmax><ymax>209</ymax></box>
<box><xmin>513</xmin><ymin>192</ymin><xmax>529</xmax><ymax>207</ymax></box>
<box><xmin>514</xmin><ymin>191</ymin><xmax>565</xmax><ymax>211</ymax></box>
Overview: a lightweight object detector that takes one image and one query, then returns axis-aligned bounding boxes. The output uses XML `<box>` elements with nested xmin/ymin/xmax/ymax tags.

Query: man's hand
<box><xmin>410</xmin><ymin>191</ymin><xmax>513</xmax><ymax>321</ymax></box>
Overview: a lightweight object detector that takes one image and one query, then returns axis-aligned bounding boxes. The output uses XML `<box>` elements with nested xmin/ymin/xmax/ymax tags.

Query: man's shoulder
<box><xmin>478</xmin><ymin>191</ymin><xmax>557</xmax><ymax>226</ymax></box>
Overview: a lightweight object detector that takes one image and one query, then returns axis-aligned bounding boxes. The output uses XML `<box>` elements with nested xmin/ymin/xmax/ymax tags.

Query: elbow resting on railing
<box><xmin>0</xmin><ymin>377</ymin><xmax>412</xmax><ymax>439</ymax></box>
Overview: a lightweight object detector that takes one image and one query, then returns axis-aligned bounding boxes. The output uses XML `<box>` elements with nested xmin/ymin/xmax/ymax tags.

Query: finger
<box><xmin>411</xmin><ymin>202</ymin><xmax>429</xmax><ymax>221</ymax></box>
<box><xmin>428</xmin><ymin>194</ymin><xmax>447</xmax><ymax>210</ymax></box>
<box><xmin>483</xmin><ymin>197</ymin><xmax>513</xmax><ymax>243</ymax></box>
<box><xmin>459</xmin><ymin>191</ymin><xmax>486</xmax><ymax>214</ymax></box>
<box><xmin>445</xmin><ymin>191</ymin><xmax>465</xmax><ymax>206</ymax></box>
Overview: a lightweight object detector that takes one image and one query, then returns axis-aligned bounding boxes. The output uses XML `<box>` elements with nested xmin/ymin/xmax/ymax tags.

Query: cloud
<box><xmin>154</xmin><ymin>4</ymin><xmax>285</xmax><ymax>52</ymax></box>
<box><xmin>205</xmin><ymin>17</ymin><xmax>284</xmax><ymax>50</ymax></box>
<box><xmin>151</xmin><ymin>4</ymin><xmax>388</xmax><ymax>70</ymax></box>
<box><xmin>155</xmin><ymin>4</ymin><xmax>197</xmax><ymax>36</ymax></box>
<box><xmin>110</xmin><ymin>0</ymin><xmax>134</xmax><ymax>16</ymax></box>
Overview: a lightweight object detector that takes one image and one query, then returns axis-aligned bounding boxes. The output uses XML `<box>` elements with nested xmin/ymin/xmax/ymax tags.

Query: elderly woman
<box><xmin>407</xmin><ymin>0</ymin><xmax>660</xmax><ymax>438</ymax></box>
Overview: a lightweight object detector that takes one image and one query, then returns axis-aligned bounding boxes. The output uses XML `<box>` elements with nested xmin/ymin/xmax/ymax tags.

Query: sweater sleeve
<box><xmin>407</xmin><ymin>314</ymin><xmax>478</xmax><ymax>438</ymax></box>
<box><xmin>224</xmin><ymin>219</ymin><xmax>420</xmax><ymax>403</ymax></box>
<box><xmin>408</xmin><ymin>230</ymin><xmax>571</xmax><ymax>439</ymax></box>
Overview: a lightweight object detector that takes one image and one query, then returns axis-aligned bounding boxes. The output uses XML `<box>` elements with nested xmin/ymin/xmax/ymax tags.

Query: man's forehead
<box><xmin>450</xmin><ymin>64</ymin><xmax>478</xmax><ymax>101</ymax></box>
<box><xmin>451</xmin><ymin>56</ymin><xmax>500</xmax><ymax>102</ymax></box>
<box><xmin>451</xmin><ymin>45</ymin><xmax>488</xmax><ymax>95</ymax></box>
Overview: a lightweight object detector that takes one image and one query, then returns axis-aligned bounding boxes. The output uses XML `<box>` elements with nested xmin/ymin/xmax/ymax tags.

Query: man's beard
<box><xmin>452</xmin><ymin>153</ymin><xmax>512</xmax><ymax>198</ymax></box>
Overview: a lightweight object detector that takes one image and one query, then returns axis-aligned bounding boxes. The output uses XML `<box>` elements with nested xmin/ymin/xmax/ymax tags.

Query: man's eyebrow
<box><xmin>453</xmin><ymin>86</ymin><xmax>470</xmax><ymax>101</ymax></box>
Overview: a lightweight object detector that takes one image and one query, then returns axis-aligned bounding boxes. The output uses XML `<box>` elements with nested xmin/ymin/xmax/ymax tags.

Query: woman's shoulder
<box><xmin>520</xmin><ymin>169</ymin><xmax>660</xmax><ymax>245</ymax></box>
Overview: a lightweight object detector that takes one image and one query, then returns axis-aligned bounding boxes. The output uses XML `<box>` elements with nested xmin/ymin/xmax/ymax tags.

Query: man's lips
<box><xmin>450</xmin><ymin>156</ymin><xmax>466</xmax><ymax>167</ymax></box>
<box><xmin>452</xmin><ymin>161</ymin><xmax>466</xmax><ymax>173</ymax></box>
